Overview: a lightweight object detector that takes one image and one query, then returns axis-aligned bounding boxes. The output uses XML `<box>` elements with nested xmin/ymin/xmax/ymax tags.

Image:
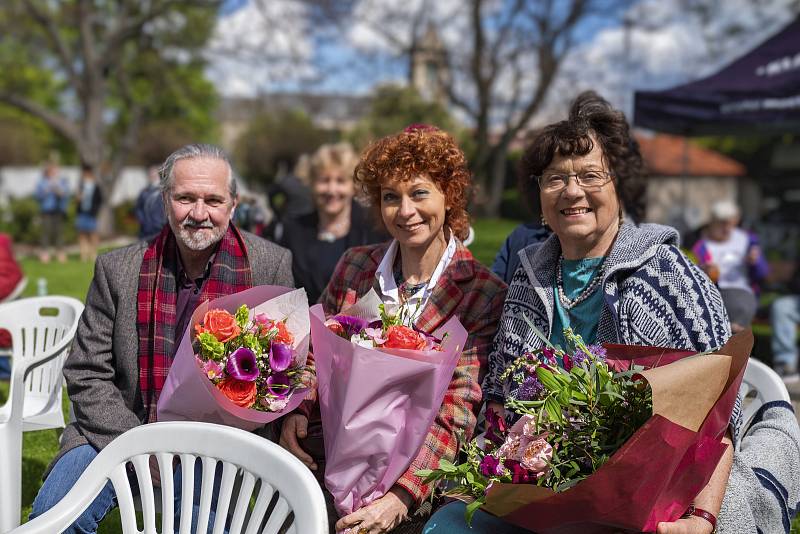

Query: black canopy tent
<box><xmin>633</xmin><ymin>16</ymin><xmax>800</xmax><ymax>136</ymax></box>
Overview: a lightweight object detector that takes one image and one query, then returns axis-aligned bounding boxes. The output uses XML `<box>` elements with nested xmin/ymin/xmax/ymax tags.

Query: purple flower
<box><xmin>517</xmin><ymin>375</ymin><xmax>544</xmax><ymax>401</ymax></box>
<box><xmin>485</xmin><ymin>408</ymin><xmax>507</xmax><ymax>446</ymax></box>
<box><xmin>588</xmin><ymin>344</ymin><xmax>607</xmax><ymax>360</ymax></box>
<box><xmin>269</xmin><ymin>343</ymin><xmax>293</xmax><ymax>372</ymax></box>
<box><xmin>503</xmin><ymin>459</ymin><xmax>533</xmax><ymax>484</ymax></box>
<box><xmin>572</xmin><ymin>344</ymin><xmax>607</xmax><ymax>367</ymax></box>
<box><xmin>226</xmin><ymin>347</ymin><xmax>259</xmax><ymax>382</ymax></box>
<box><xmin>333</xmin><ymin>315</ymin><xmax>368</xmax><ymax>337</ymax></box>
<box><xmin>479</xmin><ymin>455</ymin><xmax>506</xmax><ymax>477</ymax></box>
<box><xmin>266</xmin><ymin>372</ymin><xmax>291</xmax><ymax>399</ymax></box>
<box><xmin>562</xmin><ymin>354</ymin><xmax>573</xmax><ymax>372</ymax></box>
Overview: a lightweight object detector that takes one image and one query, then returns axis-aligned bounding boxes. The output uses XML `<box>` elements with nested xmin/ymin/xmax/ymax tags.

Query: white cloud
<box><xmin>205</xmin><ymin>0</ymin><xmax>316</xmax><ymax>97</ymax></box>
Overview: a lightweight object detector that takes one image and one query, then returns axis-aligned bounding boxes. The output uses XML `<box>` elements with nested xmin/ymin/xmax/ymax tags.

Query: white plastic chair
<box><xmin>0</xmin><ymin>276</ymin><xmax>27</xmax><ymax>304</ymax></box>
<box><xmin>0</xmin><ymin>296</ymin><xmax>84</xmax><ymax>533</ymax></box>
<box><xmin>10</xmin><ymin>421</ymin><xmax>328</xmax><ymax>534</ymax></box>
<box><xmin>741</xmin><ymin>357</ymin><xmax>791</xmax><ymax>433</ymax></box>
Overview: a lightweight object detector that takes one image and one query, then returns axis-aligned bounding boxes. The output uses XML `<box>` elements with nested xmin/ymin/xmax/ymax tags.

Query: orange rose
<box><xmin>272</xmin><ymin>321</ymin><xmax>294</xmax><ymax>345</ymax></box>
<box><xmin>383</xmin><ymin>325</ymin><xmax>426</xmax><ymax>350</ymax></box>
<box><xmin>195</xmin><ymin>309</ymin><xmax>240</xmax><ymax>343</ymax></box>
<box><xmin>217</xmin><ymin>377</ymin><xmax>257</xmax><ymax>408</ymax></box>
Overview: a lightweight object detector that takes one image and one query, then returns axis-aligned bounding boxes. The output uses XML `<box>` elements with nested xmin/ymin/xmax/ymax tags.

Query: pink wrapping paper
<box><xmin>156</xmin><ymin>285</ymin><xmax>309</xmax><ymax>432</ymax></box>
<box><xmin>309</xmin><ymin>304</ymin><xmax>469</xmax><ymax>516</ymax></box>
<box><xmin>480</xmin><ymin>331</ymin><xmax>752</xmax><ymax>533</ymax></box>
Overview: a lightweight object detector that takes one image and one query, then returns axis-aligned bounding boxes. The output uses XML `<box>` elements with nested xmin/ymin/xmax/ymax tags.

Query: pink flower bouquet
<box><xmin>157</xmin><ymin>285</ymin><xmax>310</xmax><ymax>431</ymax></box>
<box><xmin>309</xmin><ymin>297</ymin><xmax>468</xmax><ymax>517</ymax></box>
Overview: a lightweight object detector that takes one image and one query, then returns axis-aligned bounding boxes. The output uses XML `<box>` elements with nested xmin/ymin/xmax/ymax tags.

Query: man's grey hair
<box><xmin>159</xmin><ymin>143</ymin><xmax>238</xmax><ymax>198</ymax></box>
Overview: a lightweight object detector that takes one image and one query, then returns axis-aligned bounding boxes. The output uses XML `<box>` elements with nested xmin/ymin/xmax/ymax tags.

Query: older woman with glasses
<box><xmin>423</xmin><ymin>92</ymin><xmax>752</xmax><ymax>534</ymax></box>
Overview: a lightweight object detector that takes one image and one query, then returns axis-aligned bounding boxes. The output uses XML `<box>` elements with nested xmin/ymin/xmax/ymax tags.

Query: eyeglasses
<box><xmin>536</xmin><ymin>170</ymin><xmax>613</xmax><ymax>192</ymax></box>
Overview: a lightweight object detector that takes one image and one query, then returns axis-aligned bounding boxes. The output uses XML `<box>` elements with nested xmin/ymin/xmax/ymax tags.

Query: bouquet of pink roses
<box><xmin>157</xmin><ymin>285</ymin><xmax>310</xmax><ymax>431</ymax></box>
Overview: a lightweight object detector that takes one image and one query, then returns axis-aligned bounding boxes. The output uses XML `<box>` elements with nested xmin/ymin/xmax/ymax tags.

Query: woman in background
<box><xmin>279</xmin><ymin>142</ymin><xmax>385</xmax><ymax>304</ymax></box>
<box><xmin>75</xmin><ymin>164</ymin><xmax>103</xmax><ymax>262</ymax></box>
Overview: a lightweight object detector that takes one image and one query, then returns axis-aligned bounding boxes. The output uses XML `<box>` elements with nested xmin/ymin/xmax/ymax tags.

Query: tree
<box><xmin>234</xmin><ymin>109</ymin><xmax>329</xmax><ymax>188</ymax></box>
<box><xmin>349</xmin><ymin>0</ymin><xmax>624</xmax><ymax>216</ymax></box>
<box><xmin>0</xmin><ymin>0</ymin><xmax>220</xmax><ymax>232</ymax></box>
<box><xmin>348</xmin><ymin>85</ymin><xmax>458</xmax><ymax>149</ymax></box>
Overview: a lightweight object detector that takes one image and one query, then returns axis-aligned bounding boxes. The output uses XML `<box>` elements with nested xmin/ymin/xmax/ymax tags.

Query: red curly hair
<box><xmin>354</xmin><ymin>127</ymin><xmax>472</xmax><ymax>241</ymax></box>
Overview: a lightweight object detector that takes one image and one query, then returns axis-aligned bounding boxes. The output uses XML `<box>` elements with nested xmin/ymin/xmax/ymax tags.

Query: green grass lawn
<box><xmin>4</xmin><ymin>221</ymin><xmax>797</xmax><ymax>532</ymax></box>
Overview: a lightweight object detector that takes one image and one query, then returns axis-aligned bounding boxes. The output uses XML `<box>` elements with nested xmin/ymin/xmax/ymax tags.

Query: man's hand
<box><xmin>657</xmin><ymin>516</ymin><xmax>714</xmax><ymax>534</ymax></box>
<box><xmin>279</xmin><ymin>413</ymin><xmax>316</xmax><ymax>470</ymax></box>
<box><xmin>335</xmin><ymin>487</ymin><xmax>411</xmax><ymax>533</ymax></box>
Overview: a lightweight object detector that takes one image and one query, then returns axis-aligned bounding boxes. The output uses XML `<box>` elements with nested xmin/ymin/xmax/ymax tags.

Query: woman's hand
<box><xmin>335</xmin><ymin>487</ymin><xmax>411</xmax><ymax>533</ymax></box>
<box><xmin>278</xmin><ymin>413</ymin><xmax>317</xmax><ymax>470</ymax></box>
<box><xmin>656</xmin><ymin>516</ymin><xmax>714</xmax><ymax>534</ymax></box>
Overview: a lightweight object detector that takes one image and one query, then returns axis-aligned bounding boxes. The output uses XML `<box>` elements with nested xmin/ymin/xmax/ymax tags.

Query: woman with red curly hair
<box><xmin>279</xmin><ymin>125</ymin><xmax>507</xmax><ymax>533</ymax></box>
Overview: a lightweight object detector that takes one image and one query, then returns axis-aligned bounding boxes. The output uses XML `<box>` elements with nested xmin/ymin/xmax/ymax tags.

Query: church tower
<box><xmin>410</xmin><ymin>24</ymin><xmax>450</xmax><ymax>105</ymax></box>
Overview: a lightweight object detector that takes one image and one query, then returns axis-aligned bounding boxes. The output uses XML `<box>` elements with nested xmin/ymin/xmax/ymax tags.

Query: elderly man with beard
<box><xmin>29</xmin><ymin>144</ymin><xmax>293</xmax><ymax>533</ymax></box>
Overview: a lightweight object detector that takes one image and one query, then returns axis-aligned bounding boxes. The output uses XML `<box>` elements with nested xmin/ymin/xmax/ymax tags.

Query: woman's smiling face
<box><xmin>380</xmin><ymin>174</ymin><xmax>447</xmax><ymax>249</ymax></box>
<box><xmin>539</xmin><ymin>138</ymin><xmax>620</xmax><ymax>258</ymax></box>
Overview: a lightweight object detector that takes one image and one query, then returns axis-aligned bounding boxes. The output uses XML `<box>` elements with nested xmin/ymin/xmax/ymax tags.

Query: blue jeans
<box><xmin>423</xmin><ymin>501</ymin><xmax>532</xmax><ymax>533</ymax></box>
<box><xmin>771</xmin><ymin>295</ymin><xmax>800</xmax><ymax>369</ymax></box>
<box><xmin>31</xmin><ymin>444</ymin><xmax>228</xmax><ymax>533</ymax></box>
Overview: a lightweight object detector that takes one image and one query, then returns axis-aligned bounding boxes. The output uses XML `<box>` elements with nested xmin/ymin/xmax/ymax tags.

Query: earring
<box><xmin>540</xmin><ymin>214</ymin><xmax>548</xmax><ymax>227</ymax></box>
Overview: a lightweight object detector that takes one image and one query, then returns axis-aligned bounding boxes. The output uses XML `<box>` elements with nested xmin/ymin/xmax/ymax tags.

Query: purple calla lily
<box><xmin>266</xmin><ymin>372</ymin><xmax>291</xmax><ymax>399</ymax></box>
<box><xmin>334</xmin><ymin>314</ymin><xmax>368</xmax><ymax>337</ymax></box>
<box><xmin>225</xmin><ymin>347</ymin><xmax>259</xmax><ymax>381</ymax></box>
<box><xmin>269</xmin><ymin>343</ymin><xmax>293</xmax><ymax>372</ymax></box>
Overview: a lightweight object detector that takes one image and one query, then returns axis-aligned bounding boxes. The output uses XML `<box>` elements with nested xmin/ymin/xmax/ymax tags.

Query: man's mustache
<box><xmin>181</xmin><ymin>217</ymin><xmax>214</xmax><ymax>229</ymax></box>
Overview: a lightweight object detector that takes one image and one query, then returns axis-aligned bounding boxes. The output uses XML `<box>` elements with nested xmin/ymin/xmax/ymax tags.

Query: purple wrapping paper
<box><xmin>156</xmin><ymin>285</ymin><xmax>309</xmax><ymax>431</ymax></box>
<box><xmin>309</xmin><ymin>304</ymin><xmax>468</xmax><ymax>516</ymax></box>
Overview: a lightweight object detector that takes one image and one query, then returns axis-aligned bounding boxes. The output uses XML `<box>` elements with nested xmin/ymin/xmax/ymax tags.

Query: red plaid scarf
<box><xmin>136</xmin><ymin>224</ymin><xmax>252</xmax><ymax>422</ymax></box>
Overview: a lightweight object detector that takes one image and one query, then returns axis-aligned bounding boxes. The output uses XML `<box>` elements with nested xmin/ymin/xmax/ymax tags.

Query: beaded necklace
<box><xmin>555</xmin><ymin>255</ymin><xmax>607</xmax><ymax>310</ymax></box>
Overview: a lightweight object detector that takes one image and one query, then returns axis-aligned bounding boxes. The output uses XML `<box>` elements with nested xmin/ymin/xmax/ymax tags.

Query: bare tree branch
<box><xmin>0</xmin><ymin>93</ymin><xmax>79</xmax><ymax>142</ymax></box>
<box><xmin>21</xmin><ymin>0</ymin><xmax>81</xmax><ymax>95</ymax></box>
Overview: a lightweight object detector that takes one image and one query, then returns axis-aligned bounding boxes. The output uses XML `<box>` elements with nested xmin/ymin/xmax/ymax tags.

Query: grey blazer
<box><xmin>54</xmin><ymin>231</ymin><xmax>293</xmax><ymax>469</ymax></box>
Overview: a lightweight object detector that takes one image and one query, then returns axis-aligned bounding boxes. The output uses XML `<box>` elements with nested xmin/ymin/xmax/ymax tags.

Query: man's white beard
<box><xmin>173</xmin><ymin>216</ymin><xmax>226</xmax><ymax>251</ymax></box>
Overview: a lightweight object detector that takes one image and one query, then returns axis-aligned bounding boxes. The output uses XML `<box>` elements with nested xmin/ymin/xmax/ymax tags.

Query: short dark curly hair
<box><xmin>354</xmin><ymin>127</ymin><xmax>472</xmax><ymax>240</ymax></box>
<box><xmin>519</xmin><ymin>91</ymin><xmax>647</xmax><ymax>223</ymax></box>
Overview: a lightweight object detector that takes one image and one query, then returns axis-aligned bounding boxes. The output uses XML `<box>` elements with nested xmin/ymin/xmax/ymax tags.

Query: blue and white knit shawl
<box><xmin>483</xmin><ymin>222</ymin><xmax>732</xmax><ymax>411</ymax></box>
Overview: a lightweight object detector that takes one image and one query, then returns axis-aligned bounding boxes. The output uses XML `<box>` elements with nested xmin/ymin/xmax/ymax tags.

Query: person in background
<box><xmin>0</xmin><ymin>232</ymin><xmax>24</xmax><ymax>379</ymax></box>
<box><xmin>135</xmin><ymin>165</ymin><xmax>167</xmax><ymax>241</ymax></box>
<box><xmin>263</xmin><ymin>158</ymin><xmax>315</xmax><ymax>243</ymax></box>
<box><xmin>279</xmin><ymin>142</ymin><xmax>386</xmax><ymax>304</ymax></box>
<box><xmin>75</xmin><ymin>164</ymin><xmax>103</xmax><ymax>263</ymax></box>
<box><xmin>491</xmin><ymin>222</ymin><xmax>550</xmax><ymax>284</ymax></box>
<box><xmin>692</xmin><ymin>200</ymin><xmax>769</xmax><ymax>332</ymax></box>
<box><xmin>771</xmin><ymin>266</ymin><xmax>800</xmax><ymax>382</ymax></box>
<box><xmin>35</xmin><ymin>163</ymin><xmax>71</xmax><ymax>263</ymax></box>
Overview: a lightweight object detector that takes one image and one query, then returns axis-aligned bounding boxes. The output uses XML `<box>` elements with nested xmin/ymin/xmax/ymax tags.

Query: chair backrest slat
<box><xmin>178</xmin><ymin>454</ymin><xmax>196</xmax><ymax>534</ymax></box>
<box><xmin>194</xmin><ymin>457</ymin><xmax>218</xmax><ymax>534</ymax></box>
<box><xmin>132</xmin><ymin>455</ymin><xmax>158</xmax><ymax>534</ymax></box>
<box><xmin>110</xmin><ymin>463</ymin><xmax>139</xmax><ymax>534</ymax></box>
<box><xmin>211</xmin><ymin>461</ymin><xmax>239</xmax><ymax>534</ymax></box>
<box><xmin>155</xmin><ymin>452</ymin><xmax>175</xmax><ymax>534</ymax></box>
<box><xmin>262</xmin><ymin>497</ymin><xmax>290</xmax><ymax>534</ymax></box>
<box><xmin>229</xmin><ymin>471</ymin><xmax>257</xmax><ymax>534</ymax></box>
<box><xmin>244</xmin><ymin>481</ymin><xmax>274</xmax><ymax>534</ymax></box>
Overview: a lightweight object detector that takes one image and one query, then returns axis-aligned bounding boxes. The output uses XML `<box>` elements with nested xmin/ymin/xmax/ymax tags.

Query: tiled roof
<box><xmin>636</xmin><ymin>133</ymin><xmax>746</xmax><ymax>177</ymax></box>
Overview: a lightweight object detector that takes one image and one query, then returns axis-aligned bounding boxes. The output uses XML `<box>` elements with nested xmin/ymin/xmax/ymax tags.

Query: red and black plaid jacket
<box><xmin>317</xmin><ymin>240</ymin><xmax>507</xmax><ymax>504</ymax></box>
